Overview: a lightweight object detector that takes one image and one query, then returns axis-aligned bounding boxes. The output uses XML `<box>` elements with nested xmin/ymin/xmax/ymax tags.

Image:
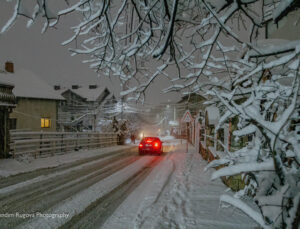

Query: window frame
<box><xmin>41</xmin><ymin>117</ymin><xmax>51</xmax><ymax>128</ymax></box>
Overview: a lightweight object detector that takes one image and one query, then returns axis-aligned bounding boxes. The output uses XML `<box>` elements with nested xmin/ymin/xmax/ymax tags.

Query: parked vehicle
<box><xmin>138</xmin><ymin>137</ymin><xmax>163</xmax><ymax>155</ymax></box>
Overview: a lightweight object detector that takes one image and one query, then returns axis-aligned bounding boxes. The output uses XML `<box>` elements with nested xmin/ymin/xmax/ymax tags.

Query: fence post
<box><xmin>76</xmin><ymin>132</ymin><xmax>79</xmax><ymax>151</ymax></box>
<box><xmin>52</xmin><ymin>138</ymin><xmax>55</xmax><ymax>156</ymax></box>
<box><xmin>61</xmin><ymin>133</ymin><xmax>63</xmax><ymax>152</ymax></box>
<box><xmin>39</xmin><ymin>132</ymin><xmax>43</xmax><ymax>156</ymax></box>
<box><xmin>13</xmin><ymin>143</ymin><xmax>16</xmax><ymax>158</ymax></box>
<box><xmin>87</xmin><ymin>133</ymin><xmax>90</xmax><ymax>150</ymax></box>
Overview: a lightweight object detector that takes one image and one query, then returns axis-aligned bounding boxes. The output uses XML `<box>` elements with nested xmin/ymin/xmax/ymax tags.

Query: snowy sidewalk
<box><xmin>103</xmin><ymin>144</ymin><xmax>259</xmax><ymax>229</ymax></box>
<box><xmin>0</xmin><ymin>145</ymin><xmax>134</xmax><ymax>178</ymax></box>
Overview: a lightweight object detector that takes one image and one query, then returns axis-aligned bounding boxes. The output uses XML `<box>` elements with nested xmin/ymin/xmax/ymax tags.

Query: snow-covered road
<box><xmin>0</xmin><ymin>139</ymin><xmax>258</xmax><ymax>228</ymax></box>
<box><xmin>103</xmin><ymin>144</ymin><xmax>258</xmax><ymax>229</ymax></box>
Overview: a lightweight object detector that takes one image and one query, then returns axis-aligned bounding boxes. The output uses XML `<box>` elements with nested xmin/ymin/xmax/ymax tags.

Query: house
<box><xmin>176</xmin><ymin>93</ymin><xmax>207</xmax><ymax>144</ymax></box>
<box><xmin>55</xmin><ymin>84</ymin><xmax>113</xmax><ymax>131</ymax></box>
<box><xmin>176</xmin><ymin>93</ymin><xmax>207</xmax><ymax>118</ymax></box>
<box><xmin>0</xmin><ymin>62</ymin><xmax>65</xmax><ymax>132</ymax></box>
<box><xmin>0</xmin><ymin>69</ymin><xmax>16</xmax><ymax>158</ymax></box>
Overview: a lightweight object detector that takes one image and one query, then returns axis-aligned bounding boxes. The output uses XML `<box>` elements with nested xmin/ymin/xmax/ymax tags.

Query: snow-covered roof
<box><xmin>106</xmin><ymin>93</ymin><xmax>116</xmax><ymax>100</ymax></box>
<box><xmin>0</xmin><ymin>79</ymin><xmax>14</xmax><ymax>87</ymax></box>
<box><xmin>0</xmin><ymin>69</ymin><xmax>65</xmax><ymax>100</ymax></box>
<box><xmin>0</xmin><ymin>69</ymin><xmax>14</xmax><ymax>87</ymax></box>
<box><xmin>56</xmin><ymin>85</ymin><xmax>109</xmax><ymax>102</ymax></box>
<box><xmin>71</xmin><ymin>86</ymin><xmax>108</xmax><ymax>102</ymax></box>
<box><xmin>205</xmin><ymin>105</ymin><xmax>220</xmax><ymax>126</ymax></box>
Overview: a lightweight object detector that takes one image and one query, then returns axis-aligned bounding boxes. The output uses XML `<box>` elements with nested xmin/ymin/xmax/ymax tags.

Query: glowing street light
<box><xmin>140</xmin><ymin>133</ymin><xmax>144</xmax><ymax>139</ymax></box>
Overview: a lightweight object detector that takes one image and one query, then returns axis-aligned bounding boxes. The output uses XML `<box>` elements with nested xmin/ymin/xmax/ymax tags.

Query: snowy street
<box><xmin>0</xmin><ymin>139</ymin><xmax>258</xmax><ymax>229</ymax></box>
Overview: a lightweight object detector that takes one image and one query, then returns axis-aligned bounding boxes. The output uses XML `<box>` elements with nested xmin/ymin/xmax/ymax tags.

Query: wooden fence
<box><xmin>10</xmin><ymin>131</ymin><xmax>118</xmax><ymax>158</ymax></box>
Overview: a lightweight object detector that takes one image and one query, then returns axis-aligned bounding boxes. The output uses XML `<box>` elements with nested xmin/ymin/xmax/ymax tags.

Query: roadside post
<box><xmin>181</xmin><ymin>110</ymin><xmax>193</xmax><ymax>153</ymax></box>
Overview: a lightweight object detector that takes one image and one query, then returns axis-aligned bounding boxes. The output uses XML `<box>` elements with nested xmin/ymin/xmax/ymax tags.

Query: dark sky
<box><xmin>0</xmin><ymin>1</ymin><xmax>181</xmax><ymax>105</ymax></box>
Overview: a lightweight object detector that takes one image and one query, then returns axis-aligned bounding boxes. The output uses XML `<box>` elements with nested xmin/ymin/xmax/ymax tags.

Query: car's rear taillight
<box><xmin>153</xmin><ymin>142</ymin><xmax>160</xmax><ymax>148</ymax></box>
<box><xmin>139</xmin><ymin>144</ymin><xmax>143</xmax><ymax>148</ymax></box>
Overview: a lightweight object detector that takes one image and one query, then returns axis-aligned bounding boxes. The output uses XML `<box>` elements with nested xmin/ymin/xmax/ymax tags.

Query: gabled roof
<box><xmin>57</xmin><ymin>85</ymin><xmax>110</xmax><ymax>102</ymax></box>
<box><xmin>71</xmin><ymin>86</ymin><xmax>108</xmax><ymax>102</ymax></box>
<box><xmin>0</xmin><ymin>80</ymin><xmax>14</xmax><ymax>87</ymax></box>
<box><xmin>0</xmin><ymin>69</ymin><xmax>65</xmax><ymax>100</ymax></box>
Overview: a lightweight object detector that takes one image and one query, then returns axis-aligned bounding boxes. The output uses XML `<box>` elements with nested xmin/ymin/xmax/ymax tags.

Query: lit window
<box><xmin>41</xmin><ymin>118</ymin><xmax>51</xmax><ymax>128</ymax></box>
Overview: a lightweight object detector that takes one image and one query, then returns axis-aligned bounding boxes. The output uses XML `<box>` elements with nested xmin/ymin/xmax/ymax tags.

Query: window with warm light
<box><xmin>41</xmin><ymin>118</ymin><xmax>51</xmax><ymax>128</ymax></box>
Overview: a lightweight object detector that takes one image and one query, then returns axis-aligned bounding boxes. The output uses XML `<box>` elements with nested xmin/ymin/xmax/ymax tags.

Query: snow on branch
<box><xmin>1</xmin><ymin>0</ymin><xmax>20</xmax><ymax>34</ymax></box>
<box><xmin>211</xmin><ymin>160</ymin><xmax>275</xmax><ymax>180</ymax></box>
<box><xmin>3</xmin><ymin>1</ymin><xmax>300</xmax><ymax>226</ymax></box>
<box><xmin>233</xmin><ymin>124</ymin><xmax>256</xmax><ymax>136</ymax></box>
<box><xmin>220</xmin><ymin>195</ymin><xmax>269</xmax><ymax>228</ymax></box>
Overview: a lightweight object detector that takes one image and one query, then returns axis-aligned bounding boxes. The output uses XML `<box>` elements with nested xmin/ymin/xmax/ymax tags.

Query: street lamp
<box><xmin>140</xmin><ymin>132</ymin><xmax>144</xmax><ymax>139</ymax></box>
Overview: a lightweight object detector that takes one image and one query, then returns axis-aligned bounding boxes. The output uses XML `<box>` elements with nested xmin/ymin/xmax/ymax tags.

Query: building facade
<box><xmin>0</xmin><ymin>62</ymin><xmax>65</xmax><ymax>132</ymax></box>
<box><xmin>56</xmin><ymin>85</ymin><xmax>112</xmax><ymax>131</ymax></box>
<box><xmin>0</xmin><ymin>77</ymin><xmax>15</xmax><ymax>157</ymax></box>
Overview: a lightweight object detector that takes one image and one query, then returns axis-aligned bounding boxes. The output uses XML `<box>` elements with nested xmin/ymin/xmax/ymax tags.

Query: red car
<box><xmin>139</xmin><ymin>137</ymin><xmax>163</xmax><ymax>155</ymax></box>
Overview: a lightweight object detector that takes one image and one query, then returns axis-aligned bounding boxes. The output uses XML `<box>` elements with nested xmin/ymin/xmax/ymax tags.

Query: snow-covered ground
<box><xmin>103</xmin><ymin>144</ymin><xmax>258</xmax><ymax>229</ymax></box>
<box><xmin>0</xmin><ymin>145</ymin><xmax>134</xmax><ymax>178</ymax></box>
<box><xmin>0</xmin><ymin>138</ymin><xmax>258</xmax><ymax>228</ymax></box>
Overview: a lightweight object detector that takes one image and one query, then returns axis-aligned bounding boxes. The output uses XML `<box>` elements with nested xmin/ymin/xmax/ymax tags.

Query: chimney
<box><xmin>5</xmin><ymin>61</ymin><xmax>14</xmax><ymax>73</ymax></box>
<box><xmin>89</xmin><ymin>85</ymin><xmax>97</xmax><ymax>89</ymax></box>
<box><xmin>54</xmin><ymin>85</ymin><xmax>61</xmax><ymax>90</ymax></box>
<box><xmin>72</xmin><ymin>85</ymin><xmax>79</xmax><ymax>89</ymax></box>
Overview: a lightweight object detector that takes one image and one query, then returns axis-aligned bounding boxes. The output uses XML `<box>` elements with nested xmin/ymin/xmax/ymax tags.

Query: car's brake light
<box><xmin>139</xmin><ymin>144</ymin><xmax>143</xmax><ymax>148</ymax></box>
<box><xmin>146</xmin><ymin>139</ymin><xmax>153</xmax><ymax>143</ymax></box>
<box><xmin>154</xmin><ymin>142</ymin><xmax>160</xmax><ymax>148</ymax></box>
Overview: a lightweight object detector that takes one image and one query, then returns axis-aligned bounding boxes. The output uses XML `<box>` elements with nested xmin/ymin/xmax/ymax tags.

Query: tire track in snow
<box><xmin>0</xmin><ymin>155</ymin><xmax>138</xmax><ymax>228</ymax></box>
<box><xmin>134</xmin><ymin>152</ymin><xmax>176</xmax><ymax>229</ymax></box>
<box><xmin>100</xmin><ymin>149</ymin><xmax>178</xmax><ymax>229</ymax></box>
<box><xmin>0</xmin><ymin>148</ymin><xmax>135</xmax><ymax>196</ymax></box>
<box><xmin>59</xmin><ymin>156</ymin><xmax>163</xmax><ymax>229</ymax></box>
<box><xmin>16</xmin><ymin>156</ymin><xmax>156</xmax><ymax>229</ymax></box>
<box><xmin>0</xmin><ymin>147</ymin><xmax>135</xmax><ymax>188</ymax></box>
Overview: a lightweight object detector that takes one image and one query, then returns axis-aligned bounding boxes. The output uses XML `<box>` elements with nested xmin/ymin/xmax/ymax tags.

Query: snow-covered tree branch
<box><xmin>2</xmin><ymin>0</ymin><xmax>299</xmax><ymax>227</ymax></box>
